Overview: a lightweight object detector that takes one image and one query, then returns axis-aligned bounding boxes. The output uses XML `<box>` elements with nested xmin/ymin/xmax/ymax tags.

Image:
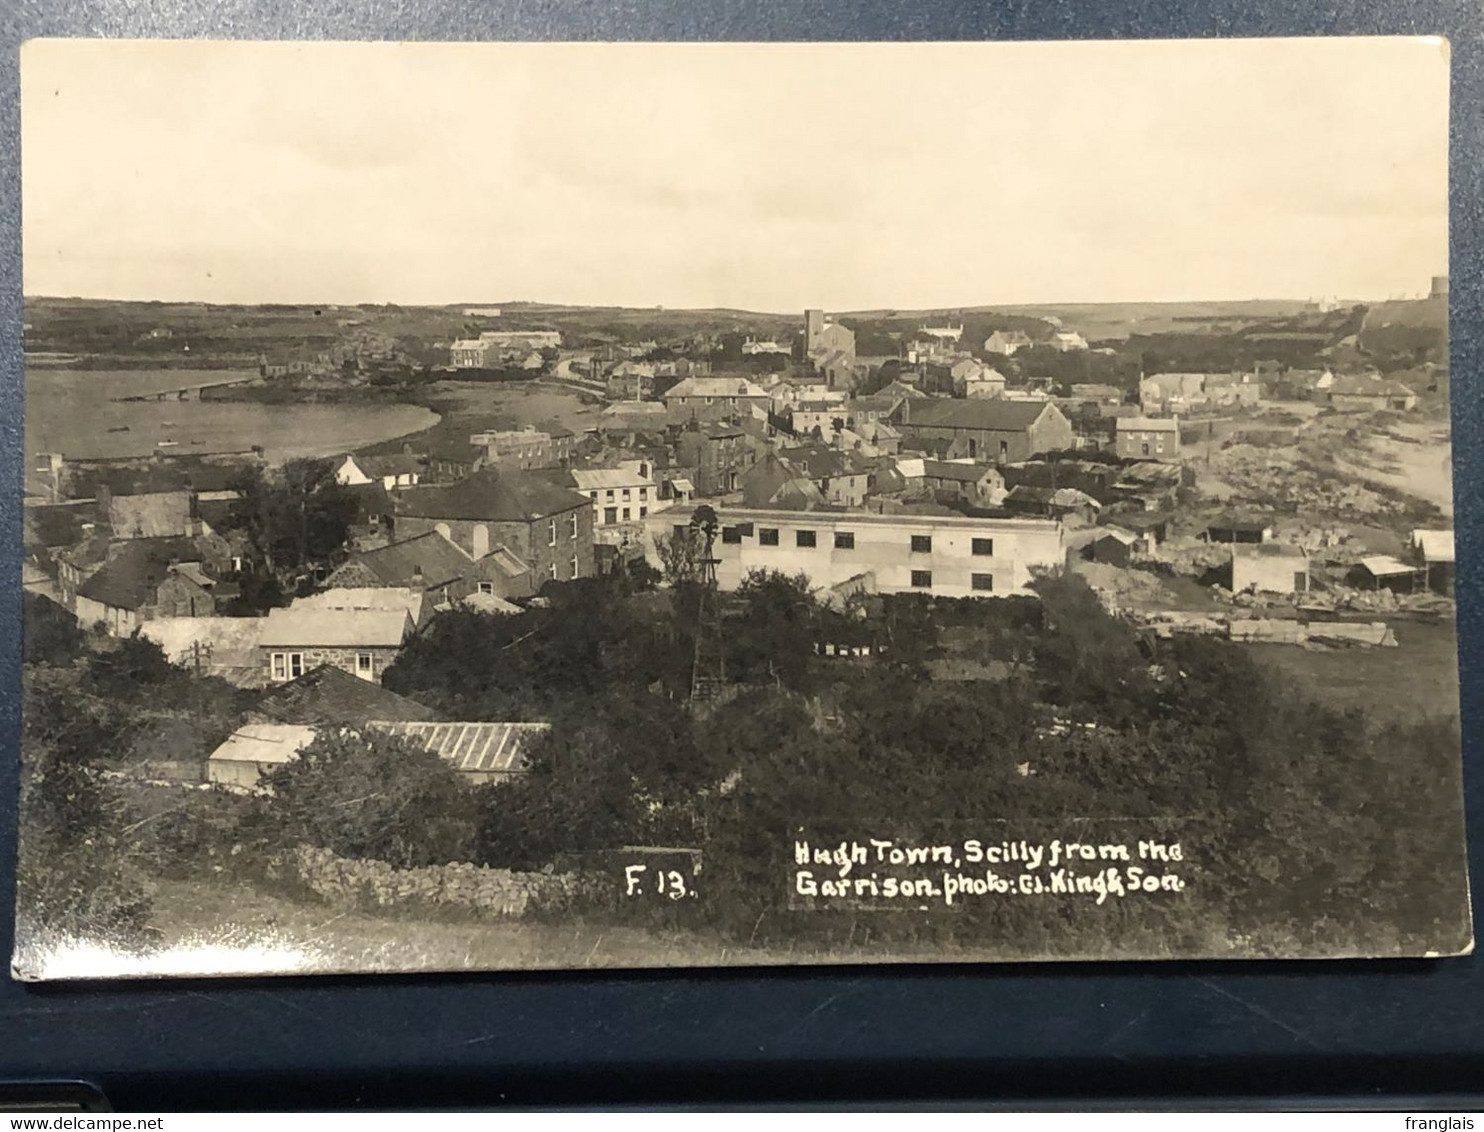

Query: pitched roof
<box><xmin>1330</xmin><ymin>376</ymin><xmax>1417</xmax><ymax>398</ymax></box>
<box><xmin>248</xmin><ymin>664</ymin><xmax>436</xmax><ymax>725</ymax></box>
<box><xmin>878</xmin><ymin>380</ymin><xmax>929</xmax><ymax>399</ymax></box>
<box><xmin>336</xmin><ymin>531</ymin><xmax>474</xmax><ymax>589</ymax></box>
<box><xmin>75</xmin><ymin>539</ymin><xmax>209</xmax><ymax>610</ymax></box>
<box><xmin>1007</xmin><ymin>484</ymin><xmax>1101</xmax><ymax>509</ymax></box>
<box><xmin>570</xmin><ymin>468</ymin><xmax>649</xmax><ymax>491</ymax></box>
<box><xmin>1358</xmin><ymin>554</ymin><xmax>1417</xmax><ymax>577</ymax></box>
<box><xmin>1116</xmin><ymin>416</ymin><xmax>1181</xmax><ymax>433</ymax></box>
<box><xmin>906</xmin><ymin>398</ymin><xmax>1054</xmax><ymax>431</ymax></box>
<box><xmin>395</xmin><ymin>468</ymin><xmax>590</xmax><ymax>523</ymax></box>
<box><xmin>460</xmin><ymin>591</ymin><xmax>523</xmax><ymax>615</ymax></box>
<box><xmin>371</xmin><ymin>721</ymin><xmax>551</xmax><ymax>776</ymax></box>
<box><xmin>665</xmin><ymin>377</ymin><xmax>768</xmax><ymax>399</ymax></box>
<box><xmin>790</xmin><ymin>446</ymin><xmax>849</xmax><ymax>480</ymax></box>
<box><xmin>108</xmin><ymin>491</ymin><xmax>193</xmax><ymax>539</ymax></box>
<box><xmin>140</xmin><ymin>616</ymin><xmax>266</xmax><ymax>686</ymax></box>
<box><xmin>259</xmin><ymin>606</ymin><xmax>412</xmax><ymax>648</ymax></box>
<box><xmin>1411</xmin><ymin>528</ymin><xmax>1455</xmax><ymax>563</ymax></box>
<box><xmin>294</xmin><ymin>587</ymin><xmax>425</xmax><ymax>624</ymax></box>
<box><xmin>920</xmin><ymin>460</ymin><xmax>995</xmax><ymax>483</ymax></box>
<box><xmin>601</xmin><ymin>400</ymin><xmax>667</xmax><ymax>417</ymax></box>
<box><xmin>208</xmin><ymin>724</ymin><xmax>318</xmax><ymax>768</ymax></box>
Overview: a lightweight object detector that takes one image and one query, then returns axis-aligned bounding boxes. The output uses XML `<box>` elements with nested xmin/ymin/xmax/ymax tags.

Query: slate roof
<box><xmin>75</xmin><ymin>538</ymin><xmax>209</xmax><ymax>610</ymax></box>
<box><xmin>259</xmin><ymin>606</ymin><xmax>412</xmax><ymax>648</ymax></box>
<box><xmin>570</xmin><ymin>468</ymin><xmax>650</xmax><ymax>491</ymax></box>
<box><xmin>1116</xmin><ymin>416</ymin><xmax>1181</xmax><ymax>433</ymax></box>
<box><xmin>248</xmin><ymin>664</ymin><xmax>436</xmax><ymax>725</ymax></box>
<box><xmin>335</xmin><ymin>531</ymin><xmax>474</xmax><ymax>590</ymax></box>
<box><xmin>790</xmin><ymin>446</ymin><xmax>850</xmax><ymax>480</ymax></box>
<box><xmin>905</xmin><ymin>398</ymin><xmax>1055</xmax><ymax>431</ymax></box>
<box><xmin>665</xmin><ymin>377</ymin><xmax>769</xmax><ymax>399</ymax></box>
<box><xmin>108</xmin><ymin>491</ymin><xmax>193</xmax><ymax>539</ymax></box>
<box><xmin>293</xmin><ymin>587</ymin><xmax>425</xmax><ymax>626</ymax></box>
<box><xmin>920</xmin><ymin>460</ymin><xmax>996</xmax><ymax>483</ymax></box>
<box><xmin>395</xmin><ymin>469</ymin><xmax>590</xmax><ymax>523</ymax></box>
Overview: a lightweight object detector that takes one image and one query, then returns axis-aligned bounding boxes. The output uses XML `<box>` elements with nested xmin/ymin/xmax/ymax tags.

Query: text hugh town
<box><xmin>792</xmin><ymin>837</ymin><xmax>1187</xmax><ymax>907</ymax></box>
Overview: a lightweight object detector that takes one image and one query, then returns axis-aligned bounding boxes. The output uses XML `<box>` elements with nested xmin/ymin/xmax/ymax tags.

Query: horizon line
<box><xmin>21</xmin><ymin>289</ymin><xmax>1444</xmax><ymax>314</ymax></box>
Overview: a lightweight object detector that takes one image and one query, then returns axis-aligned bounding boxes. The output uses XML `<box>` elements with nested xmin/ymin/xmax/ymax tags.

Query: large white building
<box><xmin>649</xmin><ymin>507</ymin><xmax>1063</xmax><ymax>599</ymax></box>
<box><xmin>571</xmin><ymin>460</ymin><xmax>671</xmax><ymax>547</ymax></box>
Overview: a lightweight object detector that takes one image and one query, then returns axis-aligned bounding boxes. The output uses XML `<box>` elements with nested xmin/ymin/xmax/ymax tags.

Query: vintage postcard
<box><xmin>13</xmin><ymin>37</ymin><xmax>1470</xmax><ymax>979</ymax></box>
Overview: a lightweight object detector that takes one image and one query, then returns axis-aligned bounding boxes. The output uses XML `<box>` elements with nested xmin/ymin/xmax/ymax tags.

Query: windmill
<box><xmin>688</xmin><ymin>504</ymin><xmax>727</xmax><ymax>704</ymax></box>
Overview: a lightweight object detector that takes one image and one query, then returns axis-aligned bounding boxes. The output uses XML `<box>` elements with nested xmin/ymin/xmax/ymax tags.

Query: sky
<box><xmin>21</xmin><ymin>37</ymin><xmax>1450</xmax><ymax>311</ymax></box>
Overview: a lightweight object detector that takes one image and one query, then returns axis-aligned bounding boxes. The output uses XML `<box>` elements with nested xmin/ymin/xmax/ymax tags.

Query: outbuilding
<box><xmin>1231</xmin><ymin>543</ymin><xmax>1309</xmax><ymax>595</ymax></box>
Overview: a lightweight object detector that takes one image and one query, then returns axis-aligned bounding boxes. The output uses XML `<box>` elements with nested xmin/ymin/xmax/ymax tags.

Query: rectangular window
<box><xmin>607</xmin><ymin>490</ymin><xmax>616</xmax><ymax>500</ymax></box>
<box><xmin>271</xmin><ymin>652</ymin><xmax>286</xmax><ymax>681</ymax></box>
<box><xmin>796</xmin><ymin>529</ymin><xmax>817</xmax><ymax>548</ymax></box>
<box><xmin>972</xmin><ymin>537</ymin><xmax>994</xmax><ymax>556</ymax></box>
<box><xmin>911</xmin><ymin>534</ymin><xmax>932</xmax><ymax>553</ymax></box>
<box><xmin>622</xmin><ymin>488</ymin><xmax>631</xmax><ymax>500</ymax></box>
<box><xmin>834</xmin><ymin>531</ymin><xmax>855</xmax><ymax>550</ymax></box>
<box><xmin>911</xmin><ymin>570</ymin><xmax>933</xmax><ymax>589</ymax></box>
<box><xmin>604</xmin><ymin>507</ymin><xmax>618</xmax><ymax>524</ymax></box>
<box><xmin>722</xmin><ymin>526</ymin><xmax>742</xmax><ymax>544</ymax></box>
<box><xmin>639</xmin><ymin>487</ymin><xmax>648</xmax><ymax>500</ymax></box>
<box><xmin>356</xmin><ymin>652</ymin><xmax>374</xmax><ymax>677</ymax></box>
<box><xmin>759</xmin><ymin>528</ymin><xmax>780</xmax><ymax>547</ymax></box>
<box><xmin>571</xmin><ymin>555</ymin><xmax>580</xmax><ymax>578</ymax></box>
<box><xmin>640</xmin><ymin>506</ymin><xmax>648</xmax><ymax>518</ymax></box>
<box><xmin>548</xmin><ymin>519</ymin><xmax>557</xmax><ymax>546</ymax></box>
<box><xmin>549</xmin><ymin>563</ymin><xmax>558</xmax><ymax>580</ymax></box>
<box><xmin>590</xmin><ymin>491</ymin><xmax>599</xmax><ymax>500</ymax></box>
<box><xmin>477</xmin><ymin>581</ymin><xmax>495</xmax><ymax>595</ymax></box>
<box><xmin>570</xmin><ymin>513</ymin><xmax>579</xmax><ymax>537</ymax></box>
<box><xmin>622</xmin><ymin>507</ymin><xmax>631</xmax><ymax>521</ymax></box>
<box><xmin>972</xmin><ymin>573</ymin><xmax>994</xmax><ymax>592</ymax></box>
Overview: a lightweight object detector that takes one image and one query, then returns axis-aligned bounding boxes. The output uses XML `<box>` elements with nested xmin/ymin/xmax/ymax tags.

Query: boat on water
<box><xmin>156</xmin><ymin>439</ymin><xmax>180</xmax><ymax>449</ymax></box>
<box><xmin>106</xmin><ymin>425</ymin><xmax>130</xmax><ymax>433</ymax></box>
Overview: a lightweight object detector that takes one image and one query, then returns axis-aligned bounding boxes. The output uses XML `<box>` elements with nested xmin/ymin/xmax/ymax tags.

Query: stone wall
<box><xmin>280</xmin><ymin>844</ymin><xmax>582</xmax><ymax>919</ymax></box>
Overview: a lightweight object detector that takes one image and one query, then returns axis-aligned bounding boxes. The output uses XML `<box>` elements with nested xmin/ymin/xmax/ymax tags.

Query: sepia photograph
<box><xmin>11</xmin><ymin>36</ymin><xmax>1470</xmax><ymax>980</ymax></box>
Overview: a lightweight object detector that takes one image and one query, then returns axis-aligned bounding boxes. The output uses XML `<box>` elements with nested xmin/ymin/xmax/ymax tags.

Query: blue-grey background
<box><xmin>0</xmin><ymin>0</ymin><xmax>1480</xmax><ymax>1108</ymax></box>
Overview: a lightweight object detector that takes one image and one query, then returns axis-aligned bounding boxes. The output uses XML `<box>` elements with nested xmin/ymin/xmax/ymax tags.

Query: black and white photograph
<box><xmin>12</xmin><ymin>36</ymin><xmax>1470</xmax><ymax>980</ymax></box>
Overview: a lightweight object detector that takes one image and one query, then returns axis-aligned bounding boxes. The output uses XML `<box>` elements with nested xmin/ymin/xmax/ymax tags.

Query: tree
<box><xmin>23</xmin><ymin>592</ymin><xmax>86</xmax><ymax>666</ymax></box>
<box><xmin>223</xmin><ymin>459</ymin><xmax>358</xmax><ymax>584</ymax></box>
<box><xmin>259</xmin><ymin>727</ymin><xmax>479</xmax><ymax>868</ymax></box>
<box><xmin>383</xmin><ymin>581</ymin><xmax>687</xmax><ymax>722</ymax></box>
<box><xmin>656</xmin><ymin>527</ymin><xmax>705</xmax><ymax>586</ymax></box>
<box><xmin>15</xmin><ymin>732</ymin><xmax>157</xmax><ymax>958</ymax></box>
<box><xmin>13</xmin><ymin>674</ymin><xmax>158</xmax><ymax>963</ymax></box>
<box><xmin>727</xmin><ymin>570</ymin><xmax>818</xmax><ymax>690</ymax></box>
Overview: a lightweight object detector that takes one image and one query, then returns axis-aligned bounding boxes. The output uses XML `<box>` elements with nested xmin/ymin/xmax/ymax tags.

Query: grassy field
<box><xmin>1243</xmin><ymin>617</ymin><xmax>1460</xmax><ymax>724</ymax></box>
